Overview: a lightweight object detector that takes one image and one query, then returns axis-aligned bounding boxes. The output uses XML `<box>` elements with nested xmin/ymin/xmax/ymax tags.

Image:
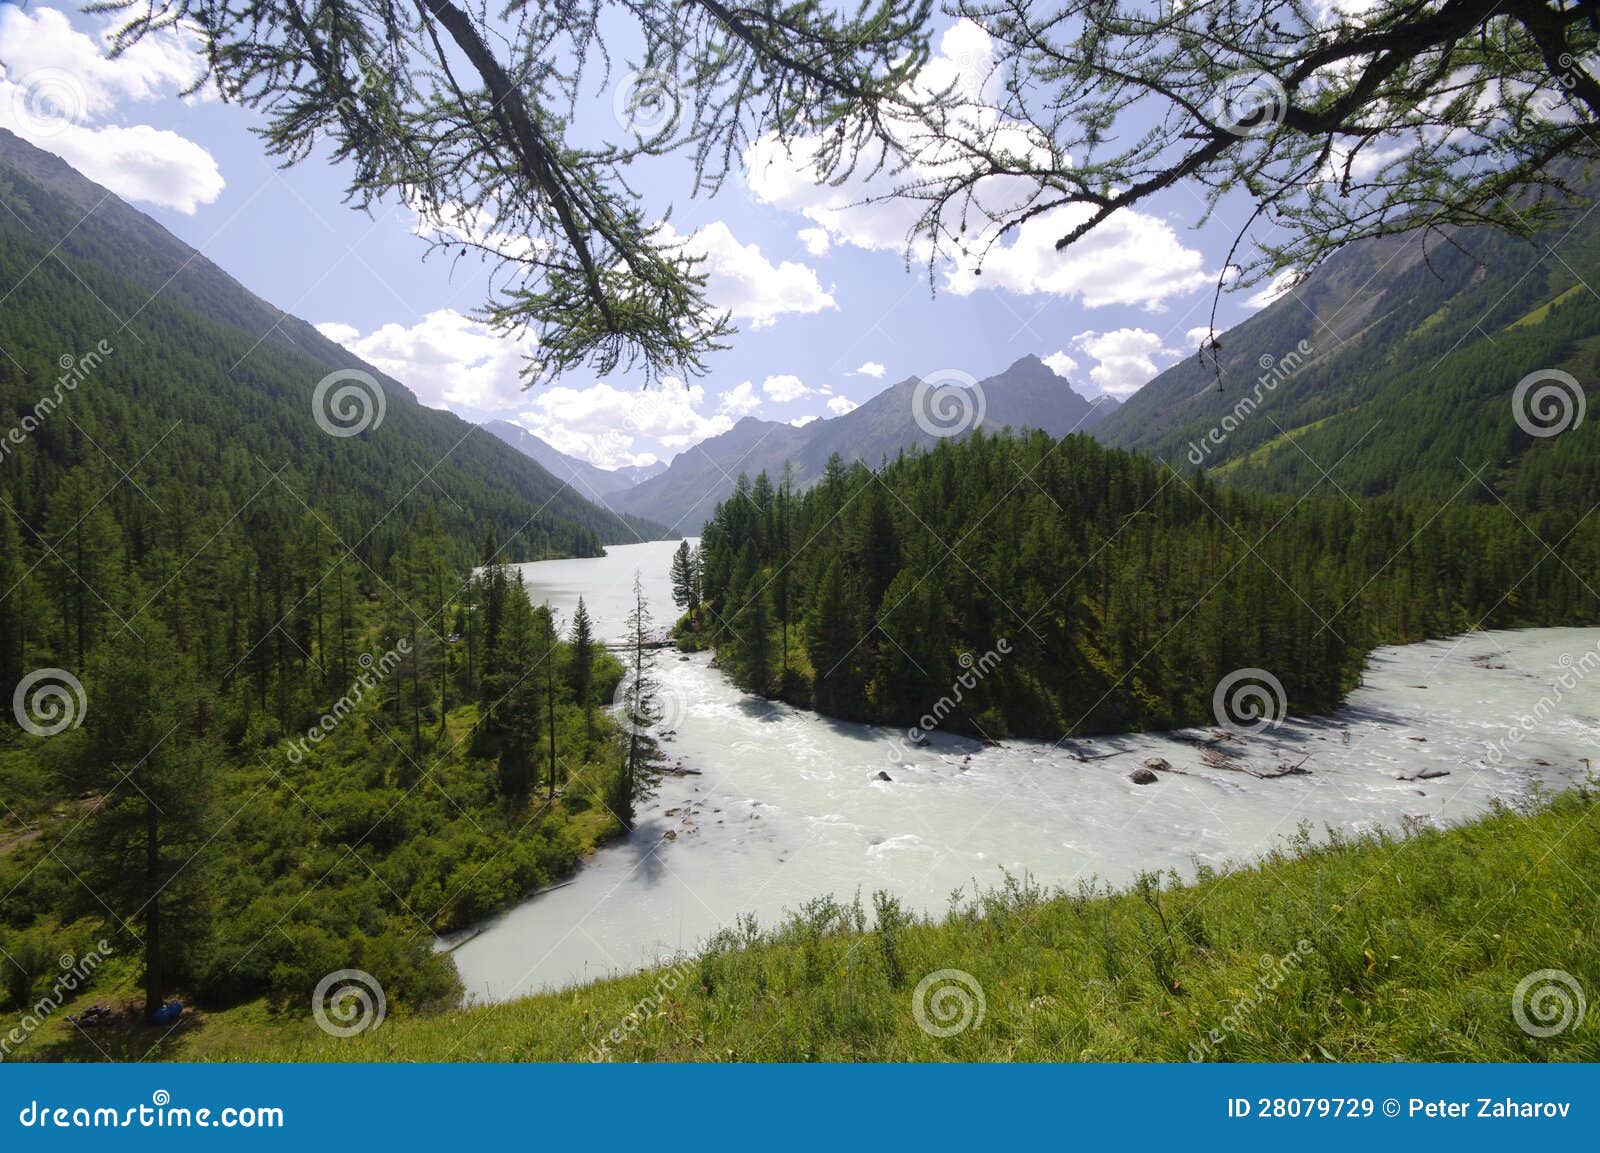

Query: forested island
<box><xmin>683</xmin><ymin>431</ymin><xmax>1600</xmax><ymax>739</ymax></box>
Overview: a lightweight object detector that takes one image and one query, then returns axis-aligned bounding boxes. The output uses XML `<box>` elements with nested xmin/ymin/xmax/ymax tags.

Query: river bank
<box><xmin>157</xmin><ymin>787</ymin><xmax>1600</xmax><ymax>1062</ymax></box>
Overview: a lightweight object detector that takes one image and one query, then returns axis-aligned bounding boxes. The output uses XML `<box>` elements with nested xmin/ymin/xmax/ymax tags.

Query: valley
<box><xmin>2</xmin><ymin>3</ymin><xmax>1599</xmax><ymax>1080</ymax></box>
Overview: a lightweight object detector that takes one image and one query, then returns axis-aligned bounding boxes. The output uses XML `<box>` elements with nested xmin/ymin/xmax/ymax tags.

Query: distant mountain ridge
<box><xmin>482</xmin><ymin>419</ymin><xmax>666</xmax><ymax>510</ymax></box>
<box><xmin>611</xmin><ymin>354</ymin><xmax>1116</xmax><ymax>532</ymax></box>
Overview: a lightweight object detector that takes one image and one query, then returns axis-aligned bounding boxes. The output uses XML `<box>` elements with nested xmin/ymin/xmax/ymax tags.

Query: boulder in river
<box><xmin>1129</xmin><ymin>767</ymin><xmax>1159</xmax><ymax>785</ymax></box>
<box><xmin>1144</xmin><ymin>757</ymin><xmax>1172</xmax><ymax>772</ymax></box>
<box><xmin>876</xmin><ymin>770</ymin><xmax>892</xmax><ymax>782</ymax></box>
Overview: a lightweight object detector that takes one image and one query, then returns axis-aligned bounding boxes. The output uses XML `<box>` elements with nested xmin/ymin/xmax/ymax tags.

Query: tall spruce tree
<box><xmin>568</xmin><ymin>596</ymin><xmax>596</xmax><ymax>745</ymax></box>
<box><xmin>479</xmin><ymin>569</ymin><xmax>541</xmax><ymax>799</ymax></box>
<box><xmin>613</xmin><ymin>572</ymin><xmax>660</xmax><ymax>829</ymax></box>
<box><xmin>75</xmin><ymin>621</ymin><xmax>214</xmax><ymax>1022</ymax></box>
<box><xmin>533</xmin><ymin>602</ymin><xmax>562</xmax><ymax>800</ymax></box>
<box><xmin>670</xmin><ymin>540</ymin><xmax>698</xmax><ymax>616</ymax></box>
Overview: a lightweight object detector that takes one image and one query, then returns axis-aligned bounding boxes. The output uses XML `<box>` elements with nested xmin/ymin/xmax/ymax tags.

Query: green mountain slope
<box><xmin>0</xmin><ymin>130</ymin><xmax>655</xmax><ymax>1027</ymax></box>
<box><xmin>1095</xmin><ymin>194</ymin><xmax>1600</xmax><ymax>511</ymax></box>
<box><xmin>0</xmin><ymin>129</ymin><xmax>663</xmax><ymax>561</ymax></box>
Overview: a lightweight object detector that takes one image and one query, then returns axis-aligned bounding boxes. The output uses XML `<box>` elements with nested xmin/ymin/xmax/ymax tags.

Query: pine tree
<box><xmin>480</xmin><ymin>569</ymin><xmax>540</xmax><ymax>798</ymax></box>
<box><xmin>806</xmin><ymin>559</ymin><xmax>859</xmax><ymax>717</ymax></box>
<box><xmin>732</xmin><ymin>542</ymin><xmax>773</xmax><ymax>695</ymax></box>
<box><xmin>670</xmin><ymin>539</ymin><xmax>697</xmax><ymax>615</ymax></box>
<box><xmin>0</xmin><ymin>503</ymin><xmax>40</xmax><ymax>703</ymax></box>
<box><xmin>615</xmin><ymin>572</ymin><xmax>660</xmax><ymax>828</ymax></box>
<box><xmin>568</xmin><ymin>596</ymin><xmax>596</xmax><ymax>744</ymax></box>
<box><xmin>533</xmin><ymin>602</ymin><xmax>562</xmax><ymax>799</ymax></box>
<box><xmin>74</xmin><ymin>621</ymin><xmax>214</xmax><ymax>1022</ymax></box>
<box><xmin>775</xmin><ymin>462</ymin><xmax>796</xmax><ymax>681</ymax></box>
<box><xmin>42</xmin><ymin>469</ymin><xmax>125</xmax><ymax>670</ymax></box>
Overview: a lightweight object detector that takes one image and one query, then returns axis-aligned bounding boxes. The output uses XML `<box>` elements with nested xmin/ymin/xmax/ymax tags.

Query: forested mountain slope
<box><xmin>0</xmin><ymin>129</ymin><xmax>661</xmax><ymax>564</ymax></box>
<box><xmin>0</xmin><ymin>130</ymin><xmax>652</xmax><ymax>1028</ymax></box>
<box><xmin>1095</xmin><ymin>186</ymin><xmax>1600</xmax><ymax>510</ymax></box>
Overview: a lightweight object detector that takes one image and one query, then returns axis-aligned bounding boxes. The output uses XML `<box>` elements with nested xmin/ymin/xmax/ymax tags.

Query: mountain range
<box><xmin>14</xmin><ymin>106</ymin><xmax>1593</xmax><ymax>569</ymax></box>
<box><xmin>594</xmin><ymin>175</ymin><xmax>1600</xmax><ymax>533</ymax></box>
<box><xmin>481</xmin><ymin>419</ymin><xmax>667</xmax><ymax>508</ymax></box>
<box><xmin>557</xmin><ymin>355</ymin><xmax>1120</xmax><ymax>533</ymax></box>
<box><xmin>2</xmin><ymin>120</ymin><xmax>1120</xmax><ymax>551</ymax></box>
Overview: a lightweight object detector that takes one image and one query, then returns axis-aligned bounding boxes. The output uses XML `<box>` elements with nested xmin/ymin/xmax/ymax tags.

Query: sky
<box><xmin>0</xmin><ymin>3</ymin><xmax>1282</xmax><ymax>470</ymax></box>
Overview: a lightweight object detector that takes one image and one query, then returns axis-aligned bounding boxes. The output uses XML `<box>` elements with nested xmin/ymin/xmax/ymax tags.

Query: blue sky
<box><xmin>0</xmin><ymin>3</ymin><xmax>1279</xmax><ymax>469</ymax></box>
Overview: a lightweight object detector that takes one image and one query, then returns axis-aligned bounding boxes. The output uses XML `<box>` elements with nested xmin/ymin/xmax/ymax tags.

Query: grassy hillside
<box><xmin>17</xmin><ymin>786</ymin><xmax>1595</xmax><ymax>1062</ymax></box>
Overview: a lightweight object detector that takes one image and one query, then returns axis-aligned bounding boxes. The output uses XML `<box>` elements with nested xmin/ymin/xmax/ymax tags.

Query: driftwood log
<box><xmin>1200</xmin><ymin>748</ymin><xmax>1312</xmax><ymax>780</ymax></box>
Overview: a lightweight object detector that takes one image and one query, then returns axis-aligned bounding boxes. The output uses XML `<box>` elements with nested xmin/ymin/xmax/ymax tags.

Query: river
<box><xmin>447</xmin><ymin>540</ymin><xmax>1600</xmax><ymax>1003</ymax></box>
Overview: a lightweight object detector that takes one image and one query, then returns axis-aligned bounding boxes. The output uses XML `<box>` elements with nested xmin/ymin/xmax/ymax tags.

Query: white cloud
<box><xmin>851</xmin><ymin>360</ymin><xmax>887</xmax><ymax>379</ymax></box>
<box><xmin>944</xmin><ymin>206</ymin><xmax>1209</xmax><ymax>308</ymax></box>
<box><xmin>827</xmin><ymin>396</ymin><xmax>859</xmax><ymax>416</ymax></box>
<box><xmin>1042</xmin><ymin>351</ymin><xmax>1079</xmax><ymax>379</ymax></box>
<box><xmin>0</xmin><ymin>7</ymin><xmax>207</xmax><ymax>111</ymax></box>
<box><xmin>743</xmin><ymin>19</ymin><xmax>1208</xmax><ymax>311</ymax></box>
<box><xmin>717</xmin><ymin>380</ymin><xmax>762</xmax><ymax>418</ymax></box>
<box><xmin>761</xmin><ymin>373</ymin><xmax>811</xmax><ymax>403</ymax></box>
<box><xmin>404</xmin><ymin>195</ymin><xmax>547</xmax><ymax>264</ymax></box>
<box><xmin>1069</xmin><ymin>328</ymin><xmax>1182</xmax><ymax>398</ymax></box>
<box><xmin>789</xmin><ymin>414</ymin><xmax>819</xmax><ymax>428</ymax></box>
<box><xmin>1318</xmin><ymin>138</ymin><xmax>1415</xmax><ymax>187</ymax></box>
<box><xmin>317</xmin><ymin>322</ymin><xmax>360</xmax><ymax>345</ymax></box>
<box><xmin>318</xmin><ymin>311</ymin><xmax>760</xmax><ymax>465</ymax></box>
<box><xmin>659</xmin><ymin>220</ymin><xmax>834</xmax><ymax>329</ymax></box>
<box><xmin>1185</xmin><ymin>326</ymin><xmax>1215</xmax><ymax>348</ymax></box>
<box><xmin>746</xmin><ymin>130</ymin><xmax>917</xmax><ymax>259</ymax></box>
<box><xmin>0</xmin><ymin>7</ymin><xmax>223</xmax><ymax>213</ymax></box>
<box><xmin>318</xmin><ymin>305</ymin><xmax>761</xmax><ymax>466</ymax></box>
<box><xmin>316</xmin><ymin>309</ymin><xmax>531</xmax><ymax>412</ymax></box>
<box><xmin>1244</xmin><ymin>269</ymin><xmax>1302</xmax><ymax>311</ymax></box>
<box><xmin>797</xmin><ymin>227</ymin><xmax>831</xmax><ymax>257</ymax></box>
<box><xmin>743</xmin><ymin>21</ymin><xmax>990</xmax><ymax>265</ymax></box>
<box><xmin>516</xmin><ymin>379</ymin><xmax>733</xmax><ymax>469</ymax></box>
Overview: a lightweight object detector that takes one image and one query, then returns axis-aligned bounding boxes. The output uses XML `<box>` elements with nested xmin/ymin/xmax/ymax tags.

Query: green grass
<box><xmin>1509</xmin><ymin>284</ymin><xmax>1586</xmax><ymax>329</ymax></box>
<box><xmin>22</xmin><ymin>786</ymin><xmax>1596</xmax><ymax>1063</ymax></box>
<box><xmin>1212</xmin><ymin>415</ymin><xmax>1339</xmax><ymax>477</ymax></box>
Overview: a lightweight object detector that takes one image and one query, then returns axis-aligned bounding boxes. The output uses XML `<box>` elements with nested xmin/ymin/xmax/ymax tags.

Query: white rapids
<box><xmin>446</xmin><ymin>541</ymin><xmax>1600</xmax><ymax>1003</ymax></box>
